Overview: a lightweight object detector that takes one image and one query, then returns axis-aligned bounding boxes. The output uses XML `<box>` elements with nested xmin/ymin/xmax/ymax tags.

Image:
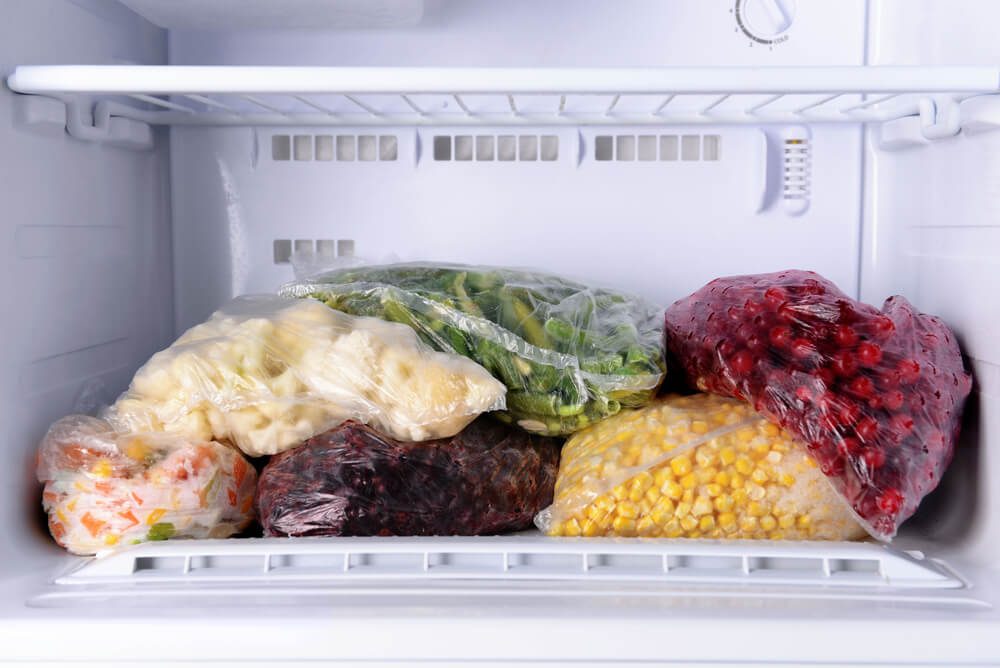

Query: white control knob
<box><xmin>741</xmin><ymin>0</ymin><xmax>796</xmax><ymax>38</ymax></box>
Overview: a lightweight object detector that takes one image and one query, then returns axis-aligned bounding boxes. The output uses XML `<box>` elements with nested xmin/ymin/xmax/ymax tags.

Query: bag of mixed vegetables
<box><xmin>38</xmin><ymin>416</ymin><xmax>257</xmax><ymax>555</ymax></box>
<box><xmin>281</xmin><ymin>263</ymin><xmax>666</xmax><ymax>436</ymax></box>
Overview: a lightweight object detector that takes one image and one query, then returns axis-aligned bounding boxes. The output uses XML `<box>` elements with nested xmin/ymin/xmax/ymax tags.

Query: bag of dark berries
<box><xmin>664</xmin><ymin>270</ymin><xmax>972</xmax><ymax>540</ymax></box>
<box><xmin>257</xmin><ymin>417</ymin><xmax>561</xmax><ymax>537</ymax></box>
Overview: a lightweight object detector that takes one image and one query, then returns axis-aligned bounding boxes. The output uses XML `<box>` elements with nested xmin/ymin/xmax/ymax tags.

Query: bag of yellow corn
<box><xmin>536</xmin><ymin>394</ymin><xmax>867</xmax><ymax>540</ymax></box>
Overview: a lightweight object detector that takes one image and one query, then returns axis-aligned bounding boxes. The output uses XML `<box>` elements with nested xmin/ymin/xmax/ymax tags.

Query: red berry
<box><xmin>815</xmin><ymin>367</ymin><xmax>835</xmax><ymax>388</ymax></box>
<box><xmin>890</xmin><ymin>414</ymin><xmax>915</xmax><ymax>438</ymax></box>
<box><xmin>778</xmin><ymin>304</ymin><xmax>798</xmax><ymax>323</ymax></box>
<box><xmin>857</xmin><ymin>342</ymin><xmax>883</xmax><ymax>367</ymax></box>
<box><xmin>837</xmin><ymin>401</ymin><xmax>861</xmax><ymax>427</ymax></box>
<box><xmin>746</xmin><ymin>334</ymin><xmax>765</xmax><ymax>351</ymax></box>
<box><xmin>719</xmin><ymin>340</ymin><xmax>736</xmax><ymax>357</ymax></box>
<box><xmin>884</xmin><ymin>390</ymin><xmax>905</xmax><ymax>411</ymax></box>
<box><xmin>763</xmin><ymin>287</ymin><xmax>788</xmax><ymax>309</ymax></box>
<box><xmin>856</xmin><ymin>416</ymin><xmax>879</xmax><ymax>442</ymax></box>
<box><xmin>838</xmin><ymin>437</ymin><xmax>863</xmax><ymax>456</ymax></box>
<box><xmin>876</xmin><ymin>489</ymin><xmax>903</xmax><ymax>515</ymax></box>
<box><xmin>847</xmin><ymin>376</ymin><xmax>875</xmax><ymax>398</ymax></box>
<box><xmin>744</xmin><ymin>299</ymin><xmax>766</xmax><ymax>316</ymax></box>
<box><xmin>897</xmin><ymin>359</ymin><xmax>921</xmax><ymax>384</ymax></box>
<box><xmin>831</xmin><ymin>350</ymin><xmax>858</xmax><ymax>377</ymax></box>
<box><xmin>769</xmin><ymin>325</ymin><xmax>792</xmax><ymax>348</ymax></box>
<box><xmin>862</xmin><ymin>448</ymin><xmax>886</xmax><ymax>469</ymax></box>
<box><xmin>821</xmin><ymin>457</ymin><xmax>845</xmax><ymax>476</ymax></box>
<box><xmin>792</xmin><ymin>338</ymin><xmax>815</xmax><ymax>358</ymax></box>
<box><xmin>872</xmin><ymin>316</ymin><xmax>896</xmax><ymax>340</ymax></box>
<box><xmin>794</xmin><ymin>385</ymin><xmax>813</xmax><ymax>403</ymax></box>
<box><xmin>730</xmin><ymin>350</ymin><xmax>755</xmax><ymax>375</ymax></box>
<box><xmin>833</xmin><ymin>325</ymin><xmax>859</xmax><ymax>347</ymax></box>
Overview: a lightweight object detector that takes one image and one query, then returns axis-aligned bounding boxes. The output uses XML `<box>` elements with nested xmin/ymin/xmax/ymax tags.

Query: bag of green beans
<box><xmin>280</xmin><ymin>263</ymin><xmax>666</xmax><ymax>435</ymax></box>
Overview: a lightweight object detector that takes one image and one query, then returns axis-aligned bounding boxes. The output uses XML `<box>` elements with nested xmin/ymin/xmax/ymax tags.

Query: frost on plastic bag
<box><xmin>258</xmin><ymin>417</ymin><xmax>561</xmax><ymax>537</ymax></box>
<box><xmin>280</xmin><ymin>263</ymin><xmax>666</xmax><ymax>436</ymax></box>
<box><xmin>37</xmin><ymin>416</ymin><xmax>256</xmax><ymax>555</ymax></box>
<box><xmin>537</xmin><ymin>394</ymin><xmax>865</xmax><ymax>540</ymax></box>
<box><xmin>663</xmin><ymin>270</ymin><xmax>972</xmax><ymax>540</ymax></box>
<box><xmin>106</xmin><ymin>295</ymin><xmax>506</xmax><ymax>457</ymax></box>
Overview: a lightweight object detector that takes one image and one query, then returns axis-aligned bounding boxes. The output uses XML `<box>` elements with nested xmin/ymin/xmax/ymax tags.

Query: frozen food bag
<box><xmin>257</xmin><ymin>417</ymin><xmax>561</xmax><ymax>537</ymax></box>
<box><xmin>663</xmin><ymin>270</ymin><xmax>972</xmax><ymax>540</ymax></box>
<box><xmin>38</xmin><ymin>416</ymin><xmax>256</xmax><ymax>555</ymax></box>
<box><xmin>537</xmin><ymin>394</ymin><xmax>866</xmax><ymax>540</ymax></box>
<box><xmin>106</xmin><ymin>295</ymin><xmax>506</xmax><ymax>456</ymax></box>
<box><xmin>280</xmin><ymin>263</ymin><xmax>666</xmax><ymax>436</ymax></box>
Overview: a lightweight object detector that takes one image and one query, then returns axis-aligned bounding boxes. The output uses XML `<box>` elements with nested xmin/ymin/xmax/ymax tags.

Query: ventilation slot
<box><xmin>273</xmin><ymin>238</ymin><xmax>354</xmax><ymax>265</ymax></box>
<box><xmin>596</xmin><ymin>134</ymin><xmax>720</xmax><ymax>162</ymax></box>
<box><xmin>271</xmin><ymin>134</ymin><xmax>397</xmax><ymax>162</ymax></box>
<box><xmin>432</xmin><ymin>134</ymin><xmax>558</xmax><ymax>162</ymax></box>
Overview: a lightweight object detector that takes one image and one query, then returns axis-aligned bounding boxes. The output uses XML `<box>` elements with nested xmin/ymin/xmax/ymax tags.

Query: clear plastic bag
<box><xmin>280</xmin><ymin>263</ymin><xmax>666</xmax><ymax>436</ymax></box>
<box><xmin>257</xmin><ymin>417</ymin><xmax>561</xmax><ymax>537</ymax></box>
<box><xmin>37</xmin><ymin>416</ymin><xmax>257</xmax><ymax>555</ymax></box>
<box><xmin>106</xmin><ymin>295</ymin><xmax>507</xmax><ymax>456</ymax></box>
<box><xmin>663</xmin><ymin>270</ymin><xmax>972</xmax><ymax>540</ymax></box>
<box><xmin>537</xmin><ymin>394</ymin><xmax>866</xmax><ymax>540</ymax></box>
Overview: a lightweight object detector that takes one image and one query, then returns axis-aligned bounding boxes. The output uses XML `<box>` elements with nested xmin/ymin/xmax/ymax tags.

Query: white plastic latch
<box><xmin>918</xmin><ymin>95</ymin><xmax>962</xmax><ymax>140</ymax></box>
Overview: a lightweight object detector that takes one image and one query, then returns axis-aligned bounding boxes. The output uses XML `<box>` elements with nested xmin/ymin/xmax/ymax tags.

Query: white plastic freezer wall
<box><xmin>2</xmin><ymin>0</ymin><xmax>1000</xmax><ymax>664</ymax></box>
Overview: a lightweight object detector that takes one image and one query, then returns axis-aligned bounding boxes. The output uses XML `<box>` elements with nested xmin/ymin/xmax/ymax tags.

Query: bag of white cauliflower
<box><xmin>106</xmin><ymin>295</ymin><xmax>507</xmax><ymax>456</ymax></box>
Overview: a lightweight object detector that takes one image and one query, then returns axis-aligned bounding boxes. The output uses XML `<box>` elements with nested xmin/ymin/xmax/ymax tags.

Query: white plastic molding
<box><xmin>55</xmin><ymin>536</ymin><xmax>964</xmax><ymax>590</ymax></box>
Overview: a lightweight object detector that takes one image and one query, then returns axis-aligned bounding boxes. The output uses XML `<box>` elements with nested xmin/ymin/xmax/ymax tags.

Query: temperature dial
<box><xmin>735</xmin><ymin>0</ymin><xmax>795</xmax><ymax>44</ymax></box>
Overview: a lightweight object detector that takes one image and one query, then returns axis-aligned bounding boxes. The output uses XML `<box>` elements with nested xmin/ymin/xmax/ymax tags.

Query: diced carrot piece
<box><xmin>227</xmin><ymin>489</ymin><xmax>237</xmax><ymax>506</ymax></box>
<box><xmin>94</xmin><ymin>481</ymin><xmax>113</xmax><ymax>494</ymax></box>
<box><xmin>118</xmin><ymin>510</ymin><xmax>139</xmax><ymax>528</ymax></box>
<box><xmin>80</xmin><ymin>512</ymin><xmax>106</xmax><ymax>538</ymax></box>
<box><xmin>131</xmin><ymin>491</ymin><xmax>144</xmax><ymax>506</ymax></box>
<box><xmin>232</xmin><ymin>456</ymin><xmax>248</xmax><ymax>488</ymax></box>
<box><xmin>42</xmin><ymin>491</ymin><xmax>59</xmax><ymax>504</ymax></box>
<box><xmin>48</xmin><ymin>518</ymin><xmax>66</xmax><ymax>542</ymax></box>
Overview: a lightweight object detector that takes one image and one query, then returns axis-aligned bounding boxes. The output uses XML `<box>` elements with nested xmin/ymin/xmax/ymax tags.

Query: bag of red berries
<box><xmin>664</xmin><ymin>270</ymin><xmax>972</xmax><ymax>540</ymax></box>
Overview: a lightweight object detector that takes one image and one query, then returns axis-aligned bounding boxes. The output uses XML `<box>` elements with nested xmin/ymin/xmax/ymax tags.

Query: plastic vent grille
<box><xmin>271</xmin><ymin>134</ymin><xmax>398</xmax><ymax>161</ymax></box>
<box><xmin>595</xmin><ymin>134</ymin><xmax>720</xmax><ymax>161</ymax></box>
<box><xmin>432</xmin><ymin>134</ymin><xmax>558</xmax><ymax>162</ymax></box>
<box><xmin>56</xmin><ymin>537</ymin><xmax>964</xmax><ymax>590</ymax></box>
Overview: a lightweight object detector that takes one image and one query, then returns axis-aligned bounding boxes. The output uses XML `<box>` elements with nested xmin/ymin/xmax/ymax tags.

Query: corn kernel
<box><xmin>747</xmin><ymin>501</ymin><xmax>767</xmax><ymax>517</ymax></box>
<box><xmin>760</xmin><ymin>515</ymin><xmax>778</xmax><ymax>532</ymax></box>
<box><xmin>664</xmin><ymin>520</ymin><xmax>683</xmax><ymax>538</ymax></box>
<box><xmin>751</xmin><ymin>468</ymin><xmax>769</xmax><ymax>484</ymax></box>
<box><xmin>682</xmin><ymin>489</ymin><xmax>694</xmax><ymax>503</ymax></box>
<box><xmin>779</xmin><ymin>473</ymin><xmax>796</xmax><ymax>487</ymax></box>
<box><xmin>695</xmin><ymin>449</ymin><xmax>716</xmax><ymax>468</ymax></box>
<box><xmin>769</xmin><ymin>531</ymin><xmax>786</xmax><ymax>540</ymax></box>
<box><xmin>617</xmin><ymin>500</ymin><xmax>639</xmax><ymax>519</ymax></box>
<box><xmin>696</xmin><ymin>468</ymin><xmax>715</xmax><ymax>484</ymax></box>
<box><xmin>670</xmin><ymin>456</ymin><xmax>693</xmax><ymax>477</ymax></box>
<box><xmin>587</xmin><ymin>504</ymin><xmax>609</xmax><ymax>523</ymax></box>
<box><xmin>654</xmin><ymin>468</ymin><xmax>673</xmax><ymax>487</ymax></box>
<box><xmin>613</xmin><ymin>516</ymin><xmax>637</xmax><ymax>536</ymax></box>
<box><xmin>582</xmin><ymin>519</ymin><xmax>601</xmax><ymax>537</ymax></box>
<box><xmin>778</xmin><ymin>514</ymin><xmax>796</xmax><ymax>530</ymax></box>
<box><xmin>680</xmin><ymin>516</ymin><xmax>698</xmax><ymax>532</ymax></box>
<box><xmin>639</xmin><ymin>499</ymin><xmax>653</xmax><ymax>515</ymax></box>
<box><xmin>104</xmin><ymin>534</ymin><xmax>119</xmax><ymax>546</ymax></box>
<box><xmin>714</xmin><ymin>471</ymin><xmax>731</xmax><ymax>487</ymax></box>
<box><xmin>692</xmin><ymin>496</ymin><xmax>713</xmax><ymax>517</ymax></box>
<box><xmin>653</xmin><ymin>497</ymin><xmax>676</xmax><ymax>515</ymax></box>
<box><xmin>797</xmin><ymin>515</ymin><xmax>812</xmax><ymax>529</ymax></box>
<box><xmin>699</xmin><ymin>515</ymin><xmax>716</xmax><ymax>532</ymax></box>
<box><xmin>675</xmin><ymin>501</ymin><xmax>692</xmax><ymax>517</ymax></box>
<box><xmin>645</xmin><ymin>488</ymin><xmax>659</xmax><ymax>505</ymax></box>
<box><xmin>705</xmin><ymin>483</ymin><xmax>723</xmax><ymax>498</ymax></box>
<box><xmin>594</xmin><ymin>495</ymin><xmax>616</xmax><ymax>513</ymax></box>
<box><xmin>637</xmin><ymin>516</ymin><xmax>657</xmax><ymax>535</ymax></box>
<box><xmin>91</xmin><ymin>459</ymin><xmax>113</xmax><ymax>479</ymax></box>
<box><xmin>739</xmin><ymin>516</ymin><xmax>759</xmax><ymax>533</ymax></box>
<box><xmin>720</xmin><ymin>447</ymin><xmax>737</xmax><ymax>465</ymax></box>
<box><xmin>680</xmin><ymin>473</ymin><xmax>698</xmax><ymax>490</ymax></box>
<box><xmin>563</xmin><ymin>518</ymin><xmax>582</xmax><ymax>537</ymax></box>
<box><xmin>611</xmin><ymin>484</ymin><xmax>628</xmax><ymax>501</ymax></box>
<box><xmin>718</xmin><ymin>512</ymin><xmax>738</xmax><ymax>532</ymax></box>
<box><xmin>763</xmin><ymin>423</ymin><xmax>780</xmax><ymax>437</ymax></box>
<box><xmin>736</xmin><ymin>427</ymin><xmax>755</xmax><ymax>443</ymax></box>
<box><xmin>628</xmin><ymin>485</ymin><xmax>645</xmax><ymax>503</ymax></box>
<box><xmin>729</xmin><ymin>473</ymin><xmax>745</xmax><ymax>489</ymax></box>
<box><xmin>747</xmin><ymin>483</ymin><xmax>767</xmax><ymax>501</ymax></box>
<box><xmin>633</xmin><ymin>471</ymin><xmax>654</xmax><ymax>492</ymax></box>
<box><xmin>691</xmin><ymin>420</ymin><xmax>709</xmax><ymax>434</ymax></box>
<box><xmin>662</xmin><ymin>480</ymin><xmax>684</xmax><ymax>500</ymax></box>
<box><xmin>714</xmin><ymin>495</ymin><xmax>735</xmax><ymax>513</ymax></box>
<box><xmin>735</xmin><ymin>456</ymin><xmax>754</xmax><ymax>475</ymax></box>
<box><xmin>732</xmin><ymin>488</ymin><xmax>749</xmax><ymax>505</ymax></box>
<box><xmin>767</xmin><ymin>451</ymin><xmax>783</xmax><ymax>464</ymax></box>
